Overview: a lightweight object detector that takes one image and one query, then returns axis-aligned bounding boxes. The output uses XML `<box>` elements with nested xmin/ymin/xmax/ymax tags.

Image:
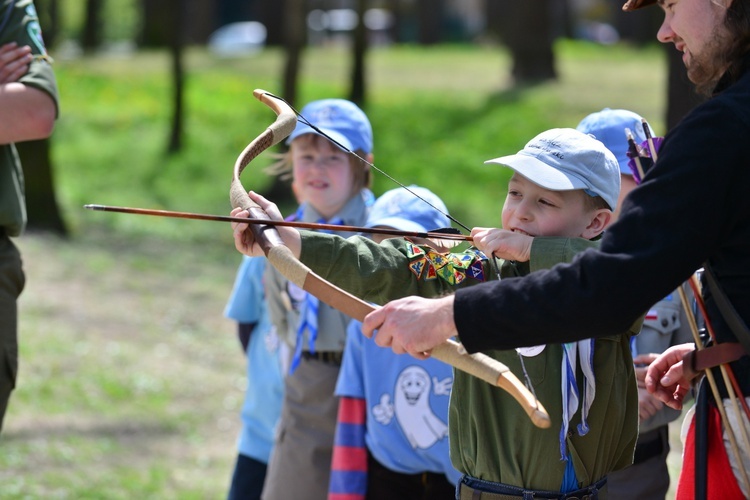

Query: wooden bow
<box><xmin>229</xmin><ymin>89</ymin><xmax>550</xmax><ymax>429</ymax></box>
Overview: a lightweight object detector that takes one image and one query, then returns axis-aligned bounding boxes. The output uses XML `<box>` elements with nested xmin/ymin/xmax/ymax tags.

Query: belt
<box><xmin>632</xmin><ymin>425</ymin><xmax>667</xmax><ymax>464</ymax></box>
<box><xmin>301</xmin><ymin>350</ymin><xmax>343</xmax><ymax>366</ymax></box>
<box><xmin>683</xmin><ymin>342</ymin><xmax>747</xmax><ymax>379</ymax></box>
<box><xmin>459</xmin><ymin>476</ymin><xmax>607</xmax><ymax>500</ymax></box>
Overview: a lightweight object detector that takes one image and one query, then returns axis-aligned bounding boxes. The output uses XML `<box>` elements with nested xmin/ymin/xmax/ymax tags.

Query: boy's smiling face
<box><xmin>502</xmin><ymin>173</ymin><xmax>606</xmax><ymax>239</ymax></box>
<box><xmin>291</xmin><ymin>134</ymin><xmax>356</xmax><ymax>219</ymax></box>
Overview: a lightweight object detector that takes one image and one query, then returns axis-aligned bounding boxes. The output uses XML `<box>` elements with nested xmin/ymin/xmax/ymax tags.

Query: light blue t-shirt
<box><xmin>336</xmin><ymin>320</ymin><xmax>461</xmax><ymax>485</ymax></box>
<box><xmin>224</xmin><ymin>256</ymin><xmax>286</xmax><ymax>463</ymax></box>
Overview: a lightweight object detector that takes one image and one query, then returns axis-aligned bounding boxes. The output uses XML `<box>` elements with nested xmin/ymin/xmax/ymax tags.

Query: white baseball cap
<box><xmin>485</xmin><ymin>128</ymin><xmax>621</xmax><ymax>210</ymax></box>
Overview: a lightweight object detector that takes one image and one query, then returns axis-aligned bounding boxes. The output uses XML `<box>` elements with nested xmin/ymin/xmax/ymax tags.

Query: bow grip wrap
<box><xmin>231</xmin><ymin>89</ymin><xmax>550</xmax><ymax>429</ymax></box>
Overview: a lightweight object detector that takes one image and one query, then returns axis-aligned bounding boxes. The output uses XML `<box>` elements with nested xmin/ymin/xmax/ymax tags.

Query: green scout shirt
<box><xmin>299</xmin><ymin>232</ymin><xmax>639</xmax><ymax>491</ymax></box>
<box><xmin>1</xmin><ymin>0</ymin><xmax>59</xmax><ymax>236</ymax></box>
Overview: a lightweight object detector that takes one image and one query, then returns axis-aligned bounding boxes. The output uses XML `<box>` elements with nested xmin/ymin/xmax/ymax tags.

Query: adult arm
<box><xmin>366</xmin><ymin>99</ymin><xmax>748</xmax><ymax>356</ymax></box>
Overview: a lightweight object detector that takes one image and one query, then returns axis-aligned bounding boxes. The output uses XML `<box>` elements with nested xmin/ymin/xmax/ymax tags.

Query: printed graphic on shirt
<box><xmin>371</xmin><ymin>366</ymin><xmax>452</xmax><ymax>449</ymax></box>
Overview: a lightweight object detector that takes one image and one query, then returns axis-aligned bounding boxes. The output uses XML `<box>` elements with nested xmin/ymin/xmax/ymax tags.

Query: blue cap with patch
<box><xmin>287</xmin><ymin>98</ymin><xmax>373</xmax><ymax>154</ymax></box>
<box><xmin>576</xmin><ymin>108</ymin><xmax>654</xmax><ymax>176</ymax></box>
<box><xmin>366</xmin><ymin>186</ymin><xmax>450</xmax><ymax>233</ymax></box>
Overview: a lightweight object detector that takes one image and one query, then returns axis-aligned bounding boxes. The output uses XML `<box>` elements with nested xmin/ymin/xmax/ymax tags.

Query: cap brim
<box><xmin>622</xmin><ymin>0</ymin><xmax>657</xmax><ymax>11</ymax></box>
<box><xmin>286</xmin><ymin>125</ymin><xmax>354</xmax><ymax>152</ymax></box>
<box><xmin>485</xmin><ymin>154</ymin><xmax>588</xmax><ymax>191</ymax></box>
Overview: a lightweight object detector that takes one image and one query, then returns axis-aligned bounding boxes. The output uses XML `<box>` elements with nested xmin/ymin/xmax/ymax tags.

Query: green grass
<box><xmin>2</xmin><ymin>41</ymin><xmax>683</xmax><ymax>498</ymax></box>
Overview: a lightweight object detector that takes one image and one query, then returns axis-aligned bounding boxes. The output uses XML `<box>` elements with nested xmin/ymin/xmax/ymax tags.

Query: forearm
<box><xmin>0</xmin><ymin>82</ymin><xmax>56</xmax><ymax>143</ymax></box>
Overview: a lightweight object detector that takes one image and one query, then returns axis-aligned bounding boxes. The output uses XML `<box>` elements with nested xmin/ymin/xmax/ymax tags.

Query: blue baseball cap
<box><xmin>366</xmin><ymin>186</ymin><xmax>450</xmax><ymax>233</ymax></box>
<box><xmin>485</xmin><ymin>128</ymin><xmax>621</xmax><ymax>211</ymax></box>
<box><xmin>286</xmin><ymin>98</ymin><xmax>373</xmax><ymax>154</ymax></box>
<box><xmin>576</xmin><ymin>108</ymin><xmax>654</xmax><ymax>176</ymax></box>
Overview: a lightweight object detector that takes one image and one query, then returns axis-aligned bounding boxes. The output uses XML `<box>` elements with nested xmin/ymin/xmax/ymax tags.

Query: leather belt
<box><xmin>683</xmin><ymin>342</ymin><xmax>747</xmax><ymax>379</ymax></box>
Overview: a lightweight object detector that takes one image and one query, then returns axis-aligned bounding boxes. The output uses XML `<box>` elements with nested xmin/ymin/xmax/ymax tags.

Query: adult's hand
<box><xmin>644</xmin><ymin>342</ymin><xmax>697</xmax><ymax>410</ymax></box>
<box><xmin>361</xmin><ymin>295</ymin><xmax>457</xmax><ymax>359</ymax></box>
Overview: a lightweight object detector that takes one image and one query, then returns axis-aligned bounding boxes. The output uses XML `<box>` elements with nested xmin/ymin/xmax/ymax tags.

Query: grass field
<box><xmin>1</xmin><ymin>41</ymin><xmax>687</xmax><ymax>498</ymax></box>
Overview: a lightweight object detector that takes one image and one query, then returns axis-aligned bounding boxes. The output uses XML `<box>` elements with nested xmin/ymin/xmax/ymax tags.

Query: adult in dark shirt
<box><xmin>359</xmin><ymin>0</ymin><xmax>750</xmax><ymax>495</ymax></box>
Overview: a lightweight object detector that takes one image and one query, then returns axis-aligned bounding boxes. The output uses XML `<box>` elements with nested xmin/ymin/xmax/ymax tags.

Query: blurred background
<box><xmin>4</xmin><ymin>0</ymin><xmax>694</xmax><ymax>497</ymax></box>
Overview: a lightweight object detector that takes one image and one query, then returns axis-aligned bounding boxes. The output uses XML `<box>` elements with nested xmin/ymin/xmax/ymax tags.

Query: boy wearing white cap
<box><xmin>329</xmin><ymin>186</ymin><xmax>461</xmax><ymax>500</ymax></box>
<box><xmin>232</xmin><ymin>128</ymin><xmax>639</xmax><ymax>499</ymax></box>
<box><xmin>577</xmin><ymin>108</ymin><xmax>693</xmax><ymax>500</ymax></box>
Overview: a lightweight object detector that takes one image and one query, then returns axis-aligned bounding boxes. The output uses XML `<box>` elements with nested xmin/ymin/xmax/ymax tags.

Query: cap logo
<box><xmin>308</xmin><ymin>105</ymin><xmax>339</xmax><ymax>124</ymax></box>
<box><xmin>529</xmin><ymin>138</ymin><xmax>565</xmax><ymax>160</ymax></box>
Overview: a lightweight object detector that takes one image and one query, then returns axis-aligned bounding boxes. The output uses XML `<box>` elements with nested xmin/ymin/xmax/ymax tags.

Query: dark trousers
<box><xmin>0</xmin><ymin>232</ymin><xmax>23</xmax><ymax>433</ymax></box>
<box><xmin>366</xmin><ymin>449</ymin><xmax>457</xmax><ymax>500</ymax></box>
<box><xmin>227</xmin><ymin>453</ymin><xmax>268</xmax><ymax>500</ymax></box>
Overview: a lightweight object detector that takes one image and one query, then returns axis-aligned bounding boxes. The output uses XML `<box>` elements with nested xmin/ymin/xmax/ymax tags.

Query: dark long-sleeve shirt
<box><xmin>455</xmin><ymin>54</ymin><xmax>750</xmax><ymax>398</ymax></box>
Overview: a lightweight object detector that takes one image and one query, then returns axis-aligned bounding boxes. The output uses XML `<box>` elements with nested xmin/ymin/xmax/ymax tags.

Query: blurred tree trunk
<box><xmin>140</xmin><ymin>0</ymin><xmax>215</xmax><ymax>47</ymax></box>
<box><xmin>348</xmin><ymin>0</ymin><xmax>368</xmax><ymax>106</ymax></box>
<box><xmin>282</xmin><ymin>0</ymin><xmax>306</xmax><ymax>106</ymax></box>
<box><xmin>167</xmin><ymin>0</ymin><xmax>186</xmax><ymax>154</ymax></box>
<box><xmin>497</xmin><ymin>0</ymin><xmax>556</xmax><ymax>84</ymax></box>
<box><xmin>16</xmin><ymin>140</ymin><xmax>67</xmax><ymax>235</ymax></box>
<box><xmin>258</xmin><ymin>0</ymin><xmax>285</xmax><ymax>46</ymax></box>
<box><xmin>385</xmin><ymin>0</ymin><xmax>403</xmax><ymax>43</ymax></box>
<box><xmin>81</xmin><ymin>0</ymin><xmax>104</xmax><ymax>52</ymax></box>
<box><xmin>417</xmin><ymin>0</ymin><xmax>442</xmax><ymax>45</ymax></box>
<box><xmin>665</xmin><ymin>46</ymin><xmax>706</xmax><ymax>131</ymax></box>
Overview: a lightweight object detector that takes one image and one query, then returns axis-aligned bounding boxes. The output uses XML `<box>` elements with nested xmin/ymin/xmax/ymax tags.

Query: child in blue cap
<box><xmin>232</xmin><ymin>128</ymin><xmax>639</xmax><ymax>499</ymax></box>
<box><xmin>329</xmin><ymin>186</ymin><xmax>461</xmax><ymax>500</ymax></box>
<box><xmin>260</xmin><ymin>98</ymin><xmax>375</xmax><ymax>500</ymax></box>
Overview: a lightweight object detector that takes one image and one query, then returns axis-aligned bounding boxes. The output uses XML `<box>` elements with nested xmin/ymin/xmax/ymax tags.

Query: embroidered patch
<box><xmin>453</xmin><ymin>268</ymin><xmax>466</xmax><ymax>285</ymax></box>
<box><xmin>467</xmin><ymin>260</ymin><xmax>485</xmax><ymax>281</ymax></box>
<box><xmin>468</xmin><ymin>248</ymin><xmax>489</xmax><ymax>261</ymax></box>
<box><xmin>450</xmin><ymin>253</ymin><xmax>474</xmax><ymax>269</ymax></box>
<box><xmin>437</xmin><ymin>264</ymin><xmax>456</xmax><ymax>285</ymax></box>
<box><xmin>425</xmin><ymin>262</ymin><xmax>437</xmax><ymax>280</ymax></box>
<box><xmin>408</xmin><ymin>258</ymin><xmax>426</xmax><ymax>279</ymax></box>
<box><xmin>407</xmin><ymin>243</ymin><xmax>425</xmax><ymax>258</ymax></box>
<box><xmin>427</xmin><ymin>251</ymin><xmax>449</xmax><ymax>270</ymax></box>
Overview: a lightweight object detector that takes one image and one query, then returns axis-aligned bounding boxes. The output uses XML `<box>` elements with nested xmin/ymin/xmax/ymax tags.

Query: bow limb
<box><xmin>230</xmin><ymin>89</ymin><xmax>550</xmax><ymax>429</ymax></box>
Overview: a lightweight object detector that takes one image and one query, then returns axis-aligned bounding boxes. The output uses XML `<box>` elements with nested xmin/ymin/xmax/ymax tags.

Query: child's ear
<box><xmin>580</xmin><ymin>209</ymin><xmax>613</xmax><ymax>239</ymax></box>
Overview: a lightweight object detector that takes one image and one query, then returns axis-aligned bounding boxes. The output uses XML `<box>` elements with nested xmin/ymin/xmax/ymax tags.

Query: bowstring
<box><xmin>262</xmin><ymin>92</ymin><xmax>471</xmax><ymax>233</ymax></box>
<box><xmin>263</xmin><ymin>92</ymin><xmax>504</xmax><ymax>281</ymax></box>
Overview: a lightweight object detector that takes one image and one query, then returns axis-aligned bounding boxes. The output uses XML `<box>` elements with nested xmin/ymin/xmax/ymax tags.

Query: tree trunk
<box><xmin>497</xmin><ymin>0</ymin><xmax>557</xmax><ymax>84</ymax></box>
<box><xmin>81</xmin><ymin>0</ymin><xmax>104</xmax><ymax>53</ymax></box>
<box><xmin>348</xmin><ymin>0</ymin><xmax>368</xmax><ymax>106</ymax></box>
<box><xmin>385</xmin><ymin>0</ymin><xmax>404</xmax><ymax>43</ymax></box>
<box><xmin>417</xmin><ymin>0</ymin><xmax>442</xmax><ymax>45</ymax></box>
<box><xmin>140</xmin><ymin>0</ymin><xmax>216</xmax><ymax>47</ymax></box>
<box><xmin>665</xmin><ymin>45</ymin><xmax>706</xmax><ymax>131</ymax></box>
<box><xmin>258</xmin><ymin>0</ymin><xmax>286</xmax><ymax>46</ymax></box>
<box><xmin>167</xmin><ymin>0</ymin><xmax>186</xmax><ymax>154</ymax></box>
<box><xmin>282</xmin><ymin>0</ymin><xmax>306</xmax><ymax>107</ymax></box>
<box><xmin>16</xmin><ymin>139</ymin><xmax>67</xmax><ymax>236</ymax></box>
